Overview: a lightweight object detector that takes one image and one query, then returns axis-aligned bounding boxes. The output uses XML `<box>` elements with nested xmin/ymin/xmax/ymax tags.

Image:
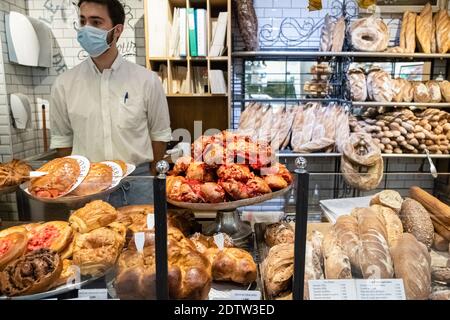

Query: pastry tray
<box><xmin>167</xmin><ymin>184</ymin><xmax>292</xmax><ymax>212</ymax></box>
<box><xmin>19</xmin><ymin>181</ymin><xmax>123</xmax><ymax>205</ymax></box>
<box><xmin>0</xmin><ymin>273</ymin><xmax>104</xmax><ymax>300</ymax></box>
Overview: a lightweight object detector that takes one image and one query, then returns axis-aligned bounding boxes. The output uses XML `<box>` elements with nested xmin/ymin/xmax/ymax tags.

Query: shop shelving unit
<box><xmin>144</xmin><ymin>0</ymin><xmax>232</xmax><ymax>138</ymax></box>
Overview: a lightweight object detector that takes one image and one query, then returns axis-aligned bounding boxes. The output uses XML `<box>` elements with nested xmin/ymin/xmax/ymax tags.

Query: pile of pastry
<box><xmin>30</xmin><ymin>157</ymin><xmax>127</xmax><ymax>199</ymax></box>
<box><xmin>167</xmin><ymin>131</ymin><xmax>293</xmax><ymax>203</ymax></box>
<box><xmin>238</xmin><ymin>102</ymin><xmax>350</xmax><ymax>154</ymax></box>
<box><xmin>303</xmin><ymin>63</ymin><xmax>331</xmax><ymax>97</ymax></box>
<box><xmin>0</xmin><ymin>201</ymin><xmax>258</xmax><ymax>299</ymax></box>
<box><xmin>0</xmin><ymin>159</ymin><xmax>31</xmax><ymax>189</ymax></box>
<box><xmin>351</xmin><ymin>108</ymin><xmax>450</xmax><ymax>154</ymax></box>
<box><xmin>0</xmin><ymin>200</ymin><xmax>126</xmax><ymax>297</ymax></box>
<box><xmin>114</xmin><ymin>204</ymin><xmax>257</xmax><ymax>300</ymax></box>
<box><xmin>262</xmin><ymin>188</ymin><xmax>450</xmax><ymax>300</ymax></box>
<box><xmin>348</xmin><ymin>66</ymin><xmax>450</xmax><ymax>103</ymax></box>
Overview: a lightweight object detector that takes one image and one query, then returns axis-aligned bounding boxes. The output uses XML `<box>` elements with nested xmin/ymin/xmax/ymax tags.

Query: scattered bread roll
<box><xmin>370</xmin><ymin>190</ymin><xmax>403</xmax><ymax>213</ymax></box>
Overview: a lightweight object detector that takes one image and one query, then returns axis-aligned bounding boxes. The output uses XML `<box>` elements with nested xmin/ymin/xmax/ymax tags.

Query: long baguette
<box><xmin>430</xmin><ymin>215</ymin><xmax>450</xmax><ymax>241</ymax></box>
<box><xmin>409</xmin><ymin>186</ymin><xmax>450</xmax><ymax>226</ymax></box>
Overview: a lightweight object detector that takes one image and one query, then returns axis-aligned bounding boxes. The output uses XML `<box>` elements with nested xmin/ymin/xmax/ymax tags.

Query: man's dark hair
<box><xmin>78</xmin><ymin>0</ymin><xmax>125</xmax><ymax>26</ymax></box>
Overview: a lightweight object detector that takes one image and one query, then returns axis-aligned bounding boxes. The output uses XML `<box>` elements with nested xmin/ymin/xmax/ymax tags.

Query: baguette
<box><xmin>431</xmin><ymin>215</ymin><xmax>450</xmax><ymax>241</ymax></box>
<box><xmin>435</xmin><ymin>10</ymin><xmax>450</xmax><ymax>54</ymax></box>
<box><xmin>416</xmin><ymin>3</ymin><xmax>432</xmax><ymax>54</ymax></box>
<box><xmin>409</xmin><ymin>186</ymin><xmax>450</xmax><ymax>226</ymax></box>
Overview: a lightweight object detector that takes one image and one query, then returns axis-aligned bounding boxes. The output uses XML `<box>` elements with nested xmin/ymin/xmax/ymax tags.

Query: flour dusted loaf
<box><xmin>390</xmin><ymin>233</ymin><xmax>431</xmax><ymax>300</ymax></box>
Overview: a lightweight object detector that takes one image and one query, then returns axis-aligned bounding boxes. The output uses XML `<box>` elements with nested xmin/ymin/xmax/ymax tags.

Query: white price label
<box><xmin>134</xmin><ymin>232</ymin><xmax>145</xmax><ymax>253</ymax></box>
<box><xmin>213</xmin><ymin>233</ymin><xmax>225</xmax><ymax>250</ymax></box>
<box><xmin>230</xmin><ymin>290</ymin><xmax>261</xmax><ymax>300</ymax></box>
<box><xmin>147</xmin><ymin>214</ymin><xmax>155</xmax><ymax>230</ymax></box>
<box><xmin>355</xmin><ymin>279</ymin><xmax>406</xmax><ymax>300</ymax></box>
<box><xmin>308</xmin><ymin>280</ymin><xmax>357</xmax><ymax>300</ymax></box>
<box><xmin>78</xmin><ymin>289</ymin><xmax>108</xmax><ymax>300</ymax></box>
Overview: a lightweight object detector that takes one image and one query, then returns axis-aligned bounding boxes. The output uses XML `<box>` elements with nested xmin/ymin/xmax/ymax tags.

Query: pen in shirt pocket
<box><xmin>124</xmin><ymin>92</ymin><xmax>129</xmax><ymax>104</ymax></box>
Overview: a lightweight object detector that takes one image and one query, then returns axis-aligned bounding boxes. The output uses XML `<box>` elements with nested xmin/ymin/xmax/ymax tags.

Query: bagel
<box><xmin>341</xmin><ymin>155</ymin><xmax>384</xmax><ymax>191</ymax></box>
<box><xmin>343</xmin><ymin>133</ymin><xmax>381</xmax><ymax>167</ymax></box>
<box><xmin>350</xmin><ymin>17</ymin><xmax>389</xmax><ymax>52</ymax></box>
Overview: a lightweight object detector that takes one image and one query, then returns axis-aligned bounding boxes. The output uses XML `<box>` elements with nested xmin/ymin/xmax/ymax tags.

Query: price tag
<box><xmin>78</xmin><ymin>289</ymin><xmax>108</xmax><ymax>300</ymax></box>
<box><xmin>230</xmin><ymin>290</ymin><xmax>261</xmax><ymax>300</ymax></box>
<box><xmin>213</xmin><ymin>233</ymin><xmax>225</xmax><ymax>250</ymax></box>
<box><xmin>355</xmin><ymin>279</ymin><xmax>406</xmax><ymax>300</ymax></box>
<box><xmin>147</xmin><ymin>214</ymin><xmax>155</xmax><ymax>230</ymax></box>
<box><xmin>308</xmin><ymin>280</ymin><xmax>357</xmax><ymax>300</ymax></box>
<box><xmin>134</xmin><ymin>232</ymin><xmax>145</xmax><ymax>253</ymax></box>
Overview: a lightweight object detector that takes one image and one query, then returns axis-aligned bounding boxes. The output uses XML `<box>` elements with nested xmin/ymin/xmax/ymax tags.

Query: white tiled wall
<box><xmin>0</xmin><ymin>0</ymin><xmax>146</xmax><ymax>219</ymax></box>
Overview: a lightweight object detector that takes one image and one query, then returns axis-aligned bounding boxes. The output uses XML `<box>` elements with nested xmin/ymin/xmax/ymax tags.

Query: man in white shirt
<box><xmin>50</xmin><ymin>0</ymin><xmax>171</xmax><ymax>206</ymax></box>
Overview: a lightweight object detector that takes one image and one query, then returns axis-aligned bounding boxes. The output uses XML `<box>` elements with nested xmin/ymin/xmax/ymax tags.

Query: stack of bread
<box><xmin>114</xmin><ymin>204</ymin><xmax>257</xmax><ymax>300</ymax></box>
<box><xmin>351</xmin><ymin>108</ymin><xmax>450</xmax><ymax>154</ymax></box>
<box><xmin>348</xmin><ymin>66</ymin><xmax>450</xmax><ymax>103</ymax></box>
<box><xmin>397</xmin><ymin>5</ymin><xmax>450</xmax><ymax>54</ymax></box>
<box><xmin>262</xmin><ymin>189</ymin><xmax>450</xmax><ymax>300</ymax></box>
<box><xmin>304</xmin><ymin>63</ymin><xmax>331</xmax><ymax>97</ymax></box>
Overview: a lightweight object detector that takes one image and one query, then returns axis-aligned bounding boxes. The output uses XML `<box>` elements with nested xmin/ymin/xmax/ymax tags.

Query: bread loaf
<box><xmin>390</xmin><ymin>233</ymin><xmax>431</xmax><ymax>300</ymax></box>
<box><xmin>435</xmin><ymin>10</ymin><xmax>450</xmax><ymax>54</ymax></box>
<box><xmin>399</xmin><ymin>198</ymin><xmax>434</xmax><ymax>249</ymax></box>
<box><xmin>427</xmin><ymin>80</ymin><xmax>442</xmax><ymax>103</ymax></box>
<box><xmin>409</xmin><ymin>186</ymin><xmax>450</xmax><ymax>227</ymax></box>
<box><xmin>370</xmin><ymin>190</ymin><xmax>403</xmax><ymax>213</ymax></box>
<box><xmin>370</xmin><ymin>204</ymin><xmax>404</xmax><ymax>247</ymax></box>
<box><xmin>402</xmin><ymin>78</ymin><xmax>414</xmax><ymax>102</ymax></box>
<box><xmin>433</xmin><ymin>232</ymin><xmax>450</xmax><ymax>252</ymax></box>
<box><xmin>431</xmin><ymin>216</ymin><xmax>450</xmax><ymax>241</ymax></box>
<box><xmin>349</xmin><ymin>68</ymin><xmax>367</xmax><ymax>102</ymax></box>
<box><xmin>333</xmin><ymin>215</ymin><xmax>362</xmax><ymax>276</ymax></box>
<box><xmin>263</xmin><ymin>243</ymin><xmax>294</xmax><ymax>297</ymax></box>
<box><xmin>367</xmin><ymin>68</ymin><xmax>393</xmax><ymax>102</ymax></box>
<box><xmin>400</xmin><ymin>11</ymin><xmax>416</xmax><ymax>53</ymax></box>
<box><xmin>322</xmin><ymin>229</ymin><xmax>352</xmax><ymax>279</ymax></box>
<box><xmin>331</xmin><ymin>17</ymin><xmax>345</xmax><ymax>52</ymax></box>
<box><xmin>430</xmin><ymin>290</ymin><xmax>450</xmax><ymax>300</ymax></box>
<box><xmin>439</xmin><ymin>80</ymin><xmax>450</xmax><ymax>102</ymax></box>
<box><xmin>414</xmin><ymin>82</ymin><xmax>431</xmax><ymax>103</ymax></box>
<box><xmin>304</xmin><ymin>231</ymin><xmax>324</xmax><ymax>300</ymax></box>
<box><xmin>416</xmin><ymin>3</ymin><xmax>432</xmax><ymax>54</ymax></box>
<box><xmin>431</xmin><ymin>266</ymin><xmax>450</xmax><ymax>284</ymax></box>
<box><xmin>320</xmin><ymin>14</ymin><xmax>334</xmax><ymax>52</ymax></box>
<box><xmin>355</xmin><ymin>209</ymin><xmax>394</xmax><ymax>279</ymax></box>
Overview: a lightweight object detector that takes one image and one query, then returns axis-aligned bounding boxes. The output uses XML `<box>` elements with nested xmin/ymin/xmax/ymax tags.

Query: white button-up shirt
<box><xmin>50</xmin><ymin>54</ymin><xmax>172</xmax><ymax>165</ymax></box>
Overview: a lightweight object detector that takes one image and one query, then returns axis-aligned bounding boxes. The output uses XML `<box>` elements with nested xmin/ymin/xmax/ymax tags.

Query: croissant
<box><xmin>69</xmin><ymin>200</ymin><xmax>118</xmax><ymax>234</ymax></box>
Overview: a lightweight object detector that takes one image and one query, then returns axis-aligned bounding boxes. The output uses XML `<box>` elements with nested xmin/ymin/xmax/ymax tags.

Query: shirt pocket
<box><xmin>118</xmin><ymin>96</ymin><xmax>145</xmax><ymax>129</ymax></box>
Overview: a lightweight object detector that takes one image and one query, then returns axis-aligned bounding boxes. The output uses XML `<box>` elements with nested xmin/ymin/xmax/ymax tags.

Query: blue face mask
<box><xmin>77</xmin><ymin>25</ymin><xmax>116</xmax><ymax>58</ymax></box>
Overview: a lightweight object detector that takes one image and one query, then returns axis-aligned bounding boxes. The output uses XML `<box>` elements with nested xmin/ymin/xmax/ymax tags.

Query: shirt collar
<box><xmin>87</xmin><ymin>53</ymin><xmax>124</xmax><ymax>75</ymax></box>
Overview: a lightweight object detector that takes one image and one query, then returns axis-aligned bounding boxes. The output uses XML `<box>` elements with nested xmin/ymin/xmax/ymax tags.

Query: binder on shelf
<box><xmin>209</xmin><ymin>69</ymin><xmax>227</xmax><ymax>94</ymax></box>
<box><xmin>196</xmin><ymin>9</ymin><xmax>207</xmax><ymax>57</ymax></box>
<box><xmin>192</xmin><ymin>66</ymin><xmax>208</xmax><ymax>94</ymax></box>
<box><xmin>209</xmin><ymin>12</ymin><xmax>227</xmax><ymax>57</ymax></box>
<box><xmin>169</xmin><ymin>7</ymin><xmax>180</xmax><ymax>57</ymax></box>
<box><xmin>179</xmin><ymin>8</ymin><xmax>187</xmax><ymax>57</ymax></box>
<box><xmin>171</xmin><ymin>66</ymin><xmax>190</xmax><ymax>94</ymax></box>
<box><xmin>147</xmin><ymin>0</ymin><xmax>169</xmax><ymax>57</ymax></box>
<box><xmin>188</xmin><ymin>8</ymin><xmax>198</xmax><ymax>57</ymax></box>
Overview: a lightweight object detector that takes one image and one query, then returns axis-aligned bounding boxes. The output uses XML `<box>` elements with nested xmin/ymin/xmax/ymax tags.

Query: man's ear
<box><xmin>114</xmin><ymin>24</ymin><xmax>124</xmax><ymax>41</ymax></box>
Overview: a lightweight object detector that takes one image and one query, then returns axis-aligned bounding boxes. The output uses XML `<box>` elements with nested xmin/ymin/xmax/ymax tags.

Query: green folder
<box><xmin>188</xmin><ymin>8</ymin><xmax>198</xmax><ymax>57</ymax></box>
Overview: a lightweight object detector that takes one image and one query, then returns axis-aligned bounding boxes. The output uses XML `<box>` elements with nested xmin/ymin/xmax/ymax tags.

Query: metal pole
<box><xmin>292</xmin><ymin>157</ymin><xmax>309</xmax><ymax>300</ymax></box>
<box><xmin>154</xmin><ymin>160</ymin><xmax>169</xmax><ymax>300</ymax></box>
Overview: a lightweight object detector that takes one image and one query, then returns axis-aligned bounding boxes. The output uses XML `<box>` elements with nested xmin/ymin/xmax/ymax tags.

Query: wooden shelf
<box><xmin>145</xmin><ymin>0</ymin><xmax>231</xmax><ymax>136</ymax></box>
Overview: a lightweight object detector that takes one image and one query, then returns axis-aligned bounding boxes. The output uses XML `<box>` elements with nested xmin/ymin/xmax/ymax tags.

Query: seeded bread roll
<box><xmin>399</xmin><ymin>198</ymin><xmax>434</xmax><ymax>249</ymax></box>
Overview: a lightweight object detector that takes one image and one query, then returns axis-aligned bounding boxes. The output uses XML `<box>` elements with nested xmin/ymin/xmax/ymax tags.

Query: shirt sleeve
<box><xmin>147</xmin><ymin>72</ymin><xmax>172</xmax><ymax>142</ymax></box>
<box><xmin>49</xmin><ymin>76</ymin><xmax>73</xmax><ymax>149</ymax></box>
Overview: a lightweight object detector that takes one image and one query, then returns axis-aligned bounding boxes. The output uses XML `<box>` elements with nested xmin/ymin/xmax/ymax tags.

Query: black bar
<box><xmin>292</xmin><ymin>169</ymin><xmax>309</xmax><ymax>300</ymax></box>
<box><xmin>153</xmin><ymin>176</ymin><xmax>169</xmax><ymax>300</ymax></box>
